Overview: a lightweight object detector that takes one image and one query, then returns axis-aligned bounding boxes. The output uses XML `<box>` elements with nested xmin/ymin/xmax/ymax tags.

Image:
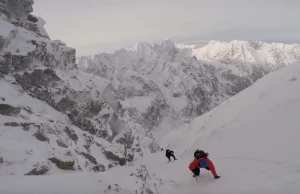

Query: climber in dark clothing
<box><xmin>166</xmin><ymin>149</ymin><xmax>177</xmax><ymax>162</ymax></box>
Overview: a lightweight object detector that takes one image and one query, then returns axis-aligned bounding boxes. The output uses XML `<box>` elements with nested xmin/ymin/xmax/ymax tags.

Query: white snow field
<box><xmin>1</xmin><ymin>60</ymin><xmax>300</xmax><ymax>194</ymax></box>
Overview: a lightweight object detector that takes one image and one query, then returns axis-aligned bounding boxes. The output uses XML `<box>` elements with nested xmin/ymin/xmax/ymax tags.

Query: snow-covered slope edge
<box><xmin>178</xmin><ymin>59</ymin><xmax>300</xmax><ymax>157</ymax></box>
<box><xmin>161</xmin><ymin>60</ymin><xmax>300</xmax><ymax>193</ymax></box>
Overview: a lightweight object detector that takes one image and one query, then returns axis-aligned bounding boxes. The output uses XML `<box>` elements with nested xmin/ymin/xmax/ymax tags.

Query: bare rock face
<box><xmin>33</xmin><ymin>129</ymin><xmax>49</xmax><ymax>142</ymax></box>
<box><xmin>64</xmin><ymin>127</ymin><xmax>78</xmax><ymax>142</ymax></box>
<box><xmin>78</xmin><ymin>40</ymin><xmax>254</xmax><ymax>124</ymax></box>
<box><xmin>103</xmin><ymin>151</ymin><xmax>127</xmax><ymax>166</ymax></box>
<box><xmin>56</xmin><ymin>139</ymin><xmax>68</xmax><ymax>148</ymax></box>
<box><xmin>92</xmin><ymin>164</ymin><xmax>105</xmax><ymax>173</ymax></box>
<box><xmin>4</xmin><ymin>122</ymin><xmax>19</xmax><ymax>127</ymax></box>
<box><xmin>81</xmin><ymin>152</ymin><xmax>97</xmax><ymax>165</ymax></box>
<box><xmin>25</xmin><ymin>163</ymin><xmax>50</xmax><ymax>176</ymax></box>
<box><xmin>0</xmin><ymin>0</ymin><xmax>33</xmax><ymax>20</ymax></box>
<box><xmin>0</xmin><ymin>104</ymin><xmax>21</xmax><ymax>116</ymax></box>
<box><xmin>48</xmin><ymin>157</ymin><xmax>74</xmax><ymax>170</ymax></box>
<box><xmin>0</xmin><ymin>157</ymin><xmax>3</xmax><ymax>164</ymax></box>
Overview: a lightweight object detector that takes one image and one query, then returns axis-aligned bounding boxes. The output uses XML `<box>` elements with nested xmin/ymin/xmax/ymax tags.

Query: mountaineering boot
<box><xmin>214</xmin><ymin>175</ymin><xmax>220</xmax><ymax>179</ymax></box>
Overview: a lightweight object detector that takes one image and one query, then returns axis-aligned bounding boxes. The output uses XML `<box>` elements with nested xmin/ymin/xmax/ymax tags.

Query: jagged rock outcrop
<box><xmin>0</xmin><ymin>0</ymin><xmax>160</xmax><ymax>176</ymax></box>
<box><xmin>25</xmin><ymin>162</ymin><xmax>50</xmax><ymax>175</ymax></box>
<box><xmin>78</xmin><ymin>40</ymin><xmax>253</xmax><ymax>121</ymax></box>
<box><xmin>0</xmin><ymin>0</ymin><xmax>75</xmax><ymax>76</ymax></box>
<box><xmin>0</xmin><ymin>104</ymin><xmax>20</xmax><ymax>116</ymax></box>
<box><xmin>33</xmin><ymin>129</ymin><xmax>49</xmax><ymax>142</ymax></box>
<box><xmin>79</xmin><ymin>39</ymin><xmax>300</xmax><ymax>125</ymax></box>
<box><xmin>48</xmin><ymin>157</ymin><xmax>75</xmax><ymax>170</ymax></box>
<box><xmin>1</xmin><ymin>0</ymin><xmax>33</xmax><ymax>20</ymax></box>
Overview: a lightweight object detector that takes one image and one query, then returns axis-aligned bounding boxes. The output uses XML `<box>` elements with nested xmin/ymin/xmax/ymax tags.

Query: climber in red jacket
<box><xmin>188</xmin><ymin>149</ymin><xmax>220</xmax><ymax>179</ymax></box>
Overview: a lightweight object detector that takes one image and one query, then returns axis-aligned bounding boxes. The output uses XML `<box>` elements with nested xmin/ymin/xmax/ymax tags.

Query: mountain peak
<box><xmin>177</xmin><ymin>40</ymin><xmax>300</xmax><ymax>68</ymax></box>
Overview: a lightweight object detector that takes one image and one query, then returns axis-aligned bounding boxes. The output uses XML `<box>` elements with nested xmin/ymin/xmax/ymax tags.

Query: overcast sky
<box><xmin>33</xmin><ymin>0</ymin><xmax>300</xmax><ymax>56</ymax></box>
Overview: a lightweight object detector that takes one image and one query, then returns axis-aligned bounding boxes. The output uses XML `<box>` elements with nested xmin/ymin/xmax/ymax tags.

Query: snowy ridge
<box><xmin>177</xmin><ymin>40</ymin><xmax>300</xmax><ymax>70</ymax></box>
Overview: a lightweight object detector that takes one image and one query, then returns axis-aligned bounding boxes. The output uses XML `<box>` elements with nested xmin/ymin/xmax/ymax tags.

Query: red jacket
<box><xmin>188</xmin><ymin>157</ymin><xmax>218</xmax><ymax>177</ymax></box>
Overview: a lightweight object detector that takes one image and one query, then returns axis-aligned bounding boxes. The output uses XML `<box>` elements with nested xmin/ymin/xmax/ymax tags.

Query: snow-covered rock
<box><xmin>0</xmin><ymin>0</ymin><xmax>160</xmax><ymax>176</ymax></box>
<box><xmin>79</xmin><ymin>39</ymin><xmax>300</xmax><ymax>138</ymax></box>
<box><xmin>177</xmin><ymin>40</ymin><xmax>300</xmax><ymax>72</ymax></box>
<box><xmin>77</xmin><ymin>39</ymin><xmax>262</xmax><ymax>125</ymax></box>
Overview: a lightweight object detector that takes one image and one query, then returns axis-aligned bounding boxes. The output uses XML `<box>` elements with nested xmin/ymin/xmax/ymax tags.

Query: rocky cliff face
<box><xmin>79</xmin><ymin>39</ymin><xmax>300</xmax><ymax>126</ymax></box>
<box><xmin>0</xmin><ymin>0</ymin><xmax>160</xmax><ymax>176</ymax></box>
<box><xmin>78</xmin><ymin>40</ymin><xmax>253</xmax><ymax>122</ymax></box>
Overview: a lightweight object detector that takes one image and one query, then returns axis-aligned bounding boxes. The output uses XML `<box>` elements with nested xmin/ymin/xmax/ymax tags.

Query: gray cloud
<box><xmin>33</xmin><ymin>0</ymin><xmax>300</xmax><ymax>56</ymax></box>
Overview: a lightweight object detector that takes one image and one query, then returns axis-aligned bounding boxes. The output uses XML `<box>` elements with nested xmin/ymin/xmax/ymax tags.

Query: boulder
<box><xmin>33</xmin><ymin>130</ymin><xmax>49</xmax><ymax>142</ymax></box>
<box><xmin>25</xmin><ymin>164</ymin><xmax>50</xmax><ymax>175</ymax></box>
<box><xmin>64</xmin><ymin>127</ymin><xmax>78</xmax><ymax>142</ymax></box>
<box><xmin>56</xmin><ymin>139</ymin><xmax>68</xmax><ymax>148</ymax></box>
<box><xmin>103</xmin><ymin>151</ymin><xmax>127</xmax><ymax>166</ymax></box>
<box><xmin>81</xmin><ymin>152</ymin><xmax>97</xmax><ymax>165</ymax></box>
<box><xmin>0</xmin><ymin>104</ymin><xmax>21</xmax><ymax>116</ymax></box>
<box><xmin>48</xmin><ymin>157</ymin><xmax>74</xmax><ymax>170</ymax></box>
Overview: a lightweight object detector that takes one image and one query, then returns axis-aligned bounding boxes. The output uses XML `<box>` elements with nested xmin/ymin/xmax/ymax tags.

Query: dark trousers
<box><xmin>167</xmin><ymin>154</ymin><xmax>176</xmax><ymax>161</ymax></box>
<box><xmin>192</xmin><ymin>167</ymin><xmax>210</xmax><ymax>176</ymax></box>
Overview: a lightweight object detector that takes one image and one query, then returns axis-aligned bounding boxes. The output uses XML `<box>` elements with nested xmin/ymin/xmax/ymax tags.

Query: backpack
<box><xmin>194</xmin><ymin>149</ymin><xmax>208</xmax><ymax>159</ymax></box>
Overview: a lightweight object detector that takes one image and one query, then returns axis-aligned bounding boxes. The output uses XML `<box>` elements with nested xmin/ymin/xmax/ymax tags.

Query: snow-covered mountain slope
<box><xmin>177</xmin><ymin>40</ymin><xmax>300</xmax><ymax>71</ymax></box>
<box><xmin>79</xmin><ymin>39</ymin><xmax>300</xmax><ymax>130</ymax></box>
<box><xmin>1</xmin><ymin>0</ymin><xmax>300</xmax><ymax>193</ymax></box>
<box><xmin>78</xmin><ymin>40</ymin><xmax>258</xmax><ymax>125</ymax></box>
<box><xmin>160</xmin><ymin>60</ymin><xmax>300</xmax><ymax>193</ymax></box>
<box><xmin>0</xmin><ymin>0</ymin><xmax>161</xmax><ymax>176</ymax></box>
<box><xmin>170</xmin><ymin>59</ymin><xmax>300</xmax><ymax>159</ymax></box>
<box><xmin>2</xmin><ymin>60</ymin><xmax>300</xmax><ymax>194</ymax></box>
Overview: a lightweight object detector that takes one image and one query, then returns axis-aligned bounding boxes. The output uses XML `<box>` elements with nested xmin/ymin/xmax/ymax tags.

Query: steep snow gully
<box><xmin>1</xmin><ymin>59</ymin><xmax>300</xmax><ymax>194</ymax></box>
